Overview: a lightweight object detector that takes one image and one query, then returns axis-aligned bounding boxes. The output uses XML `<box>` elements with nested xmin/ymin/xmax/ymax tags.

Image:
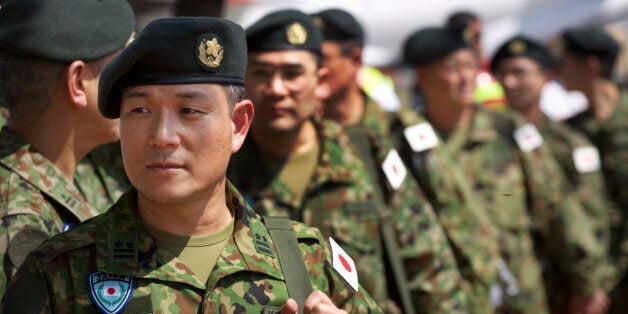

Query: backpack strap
<box><xmin>264</xmin><ymin>216</ymin><xmax>313</xmax><ymax>313</ymax></box>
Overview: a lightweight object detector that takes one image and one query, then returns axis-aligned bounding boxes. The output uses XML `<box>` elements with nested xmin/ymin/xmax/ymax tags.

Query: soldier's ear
<box><xmin>315</xmin><ymin>66</ymin><xmax>331</xmax><ymax>101</ymax></box>
<box><xmin>230</xmin><ymin>99</ymin><xmax>254</xmax><ymax>154</ymax></box>
<box><xmin>66</xmin><ymin>60</ymin><xmax>90</xmax><ymax>109</ymax></box>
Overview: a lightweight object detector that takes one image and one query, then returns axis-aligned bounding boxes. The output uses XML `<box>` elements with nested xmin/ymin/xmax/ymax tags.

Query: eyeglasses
<box><xmin>247</xmin><ymin>65</ymin><xmax>316</xmax><ymax>89</ymax></box>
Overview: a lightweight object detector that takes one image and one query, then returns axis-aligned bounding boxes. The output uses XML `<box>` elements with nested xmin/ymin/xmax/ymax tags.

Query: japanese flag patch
<box><xmin>513</xmin><ymin>124</ymin><xmax>544</xmax><ymax>153</ymax></box>
<box><xmin>403</xmin><ymin>122</ymin><xmax>439</xmax><ymax>152</ymax></box>
<box><xmin>329</xmin><ymin>237</ymin><xmax>359</xmax><ymax>292</ymax></box>
<box><xmin>88</xmin><ymin>271</ymin><xmax>135</xmax><ymax>314</ymax></box>
<box><xmin>382</xmin><ymin>149</ymin><xmax>407</xmax><ymax>190</ymax></box>
<box><xmin>573</xmin><ymin>146</ymin><xmax>601</xmax><ymax>173</ymax></box>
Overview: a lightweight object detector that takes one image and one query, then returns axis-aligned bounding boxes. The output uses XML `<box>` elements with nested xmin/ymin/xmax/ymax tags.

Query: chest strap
<box><xmin>264</xmin><ymin>216</ymin><xmax>313</xmax><ymax>314</ymax></box>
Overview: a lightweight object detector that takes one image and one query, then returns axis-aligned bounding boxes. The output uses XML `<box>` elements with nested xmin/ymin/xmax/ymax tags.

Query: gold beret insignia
<box><xmin>509</xmin><ymin>40</ymin><xmax>527</xmax><ymax>55</ymax></box>
<box><xmin>312</xmin><ymin>15</ymin><xmax>324</xmax><ymax>29</ymax></box>
<box><xmin>198</xmin><ymin>36</ymin><xmax>224</xmax><ymax>69</ymax></box>
<box><xmin>286</xmin><ymin>22</ymin><xmax>307</xmax><ymax>45</ymax></box>
<box><xmin>463</xmin><ymin>27</ymin><xmax>475</xmax><ymax>46</ymax></box>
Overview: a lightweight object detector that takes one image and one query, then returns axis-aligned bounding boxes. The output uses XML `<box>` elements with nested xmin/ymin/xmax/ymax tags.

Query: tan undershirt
<box><xmin>270</xmin><ymin>138</ymin><xmax>320</xmax><ymax>203</ymax></box>
<box><xmin>145</xmin><ymin>218</ymin><xmax>234</xmax><ymax>285</ymax></box>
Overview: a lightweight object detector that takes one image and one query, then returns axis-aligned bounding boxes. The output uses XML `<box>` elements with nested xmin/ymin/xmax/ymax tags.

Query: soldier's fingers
<box><xmin>303</xmin><ymin>290</ymin><xmax>347</xmax><ymax>314</ymax></box>
<box><xmin>280</xmin><ymin>298</ymin><xmax>299</xmax><ymax>314</ymax></box>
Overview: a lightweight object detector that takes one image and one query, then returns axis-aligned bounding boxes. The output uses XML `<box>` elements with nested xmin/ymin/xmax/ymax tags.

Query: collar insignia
<box><xmin>286</xmin><ymin>22</ymin><xmax>307</xmax><ymax>45</ymax></box>
<box><xmin>88</xmin><ymin>271</ymin><xmax>135</xmax><ymax>314</ymax></box>
<box><xmin>197</xmin><ymin>34</ymin><xmax>224</xmax><ymax>71</ymax></box>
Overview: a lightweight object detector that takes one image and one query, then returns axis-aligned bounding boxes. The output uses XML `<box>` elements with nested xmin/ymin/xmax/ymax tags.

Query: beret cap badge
<box><xmin>509</xmin><ymin>40</ymin><xmax>527</xmax><ymax>55</ymax></box>
<box><xmin>196</xmin><ymin>34</ymin><xmax>224</xmax><ymax>72</ymax></box>
<box><xmin>286</xmin><ymin>22</ymin><xmax>307</xmax><ymax>45</ymax></box>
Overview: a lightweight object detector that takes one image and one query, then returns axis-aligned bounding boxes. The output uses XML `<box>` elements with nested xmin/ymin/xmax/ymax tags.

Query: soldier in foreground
<box><xmin>1</xmin><ymin>17</ymin><xmax>380</xmax><ymax>313</ymax></box>
<box><xmin>491</xmin><ymin>35</ymin><xmax>612</xmax><ymax>313</ymax></box>
<box><xmin>0</xmin><ymin>0</ymin><xmax>135</xmax><ymax>295</ymax></box>
<box><xmin>311</xmin><ymin>8</ymin><xmax>500</xmax><ymax>312</ymax></box>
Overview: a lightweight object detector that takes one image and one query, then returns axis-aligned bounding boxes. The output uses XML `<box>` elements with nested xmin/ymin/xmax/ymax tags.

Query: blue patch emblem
<box><xmin>88</xmin><ymin>271</ymin><xmax>134</xmax><ymax>314</ymax></box>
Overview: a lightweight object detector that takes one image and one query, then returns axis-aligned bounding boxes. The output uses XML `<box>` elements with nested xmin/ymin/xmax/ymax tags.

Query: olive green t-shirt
<box><xmin>268</xmin><ymin>139</ymin><xmax>320</xmax><ymax>204</ymax></box>
<box><xmin>145</xmin><ymin>218</ymin><xmax>234</xmax><ymax>285</ymax></box>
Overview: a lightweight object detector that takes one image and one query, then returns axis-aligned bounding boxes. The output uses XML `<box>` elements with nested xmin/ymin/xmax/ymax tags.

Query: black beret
<box><xmin>562</xmin><ymin>28</ymin><xmax>620</xmax><ymax>66</ymax></box>
<box><xmin>311</xmin><ymin>8</ymin><xmax>364</xmax><ymax>45</ymax></box>
<box><xmin>99</xmin><ymin>17</ymin><xmax>247</xmax><ymax>119</ymax></box>
<box><xmin>246</xmin><ymin>9</ymin><xmax>322</xmax><ymax>56</ymax></box>
<box><xmin>0</xmin><ymin>0</ymin><xmax>135</xmax><ymax>62</ymax></box>
<box><xmin>403</xmin><ymin>24</ymin><xmax>473</xmax><ymax>66</ymax></box>
<box><xmin>490</xmin><ymin>35</ymin><xmax>555</xmax><ymax>74</ymax></box>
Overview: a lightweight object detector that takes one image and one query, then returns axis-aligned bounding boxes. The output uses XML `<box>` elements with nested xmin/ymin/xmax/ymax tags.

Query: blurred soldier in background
<box><xmin>403</xmin><ymin>24</ymin><xmax>605</xmax><ymax>314</ymax></box>
<box><xmin>312</xmin><ymin>8</ymin><xmax>500</xmax><ymax>313</ymax></box>
<box><xmin>447</xmin><ymin>11</ymin><xmax>507</xmax><ymax>111</ymax></box>
<box><xmin>229</xmin><ymin>8</ymin><xmax>469</xmax><ymax>313</ymax></box>
<box><xmin>492</xmin><ymin>35</ymin><xmax>613</xmax><ymax>314</ymax></box>
<box><xmin>0</xmin><ymin>0</ymin><xmax>135</xmax><ymax>295</ymax></box>
<box><xmin>557</xmin><ymin>27</ymin><xmax>628</xmax><ymax>314</ymax></box>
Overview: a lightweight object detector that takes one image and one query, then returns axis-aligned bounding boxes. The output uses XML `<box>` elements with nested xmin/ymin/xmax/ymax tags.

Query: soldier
<box><xmin>491</xmin><ymin>35</ymin><xmax>613</xmax><ymax>314</ymax></box>
<box><xmin>228</xmin><ymin>9</ymin><xmax>468</xmax><ymax>313</ymax></box>
<box><xmin>0</xmin><ymin>0</ymin><xmax>135</xmax><ymax>295</ymax></box>
<box><xmin>557</xmin><ymin>27</ymin><xmax>628</xmax><ymax>314</ymax></box>
<box><xmin>403</xmin><ymin>25</ymin><xmax>604</xmax><ymax>314</ymax></box>
<box><xmin>311</xmin><ymin>8</ymin><xmax>500</xmax><ymax>313</ymax></box>
<box><xmin>1</xmin><ymin>16</ymin><xmax>380</xmax><ymax>313</ymax></box>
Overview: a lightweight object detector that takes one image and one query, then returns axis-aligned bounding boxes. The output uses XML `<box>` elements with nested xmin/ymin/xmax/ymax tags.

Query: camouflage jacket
<box><xmin>539</xmin><ymin>117</ymin><xmax>614</xmax><ymax>255</ymax></box>
<box><xmin>379</xmin><ymin>101</ymin><xmax>501</xmax><ymax>313</ymax></box>
<box><xmin>229</xmin><ymin>118</ymin><xmax>468</xmax><ymax>313</ymax></box>
<box><xmin>436</xmin><ymin>105</ymin><xmax>604</xmax><ymax>313</ymax></box>
<box><xmin>75</xmin><ymin>142</ymin><xmax>130</xmax><ymax>213</ymax></box>
<box><xmin>0</xmin><ymin>99</ymin><xmax>128</xmax><ymax>214</ymax></box>
<box><xmin>0</xmin><ymin>127</ymin><xmax>101</xmax><ymax>296</ymax></box>
<box><xmin>1</xmin><ymin>182</ymin><xmax>380</xmax><ymax>313</ymax></box>
<box><xmin>566</xmin><ymin>94</ymin><xmax>628</xmax><ymax>299</ymax></box>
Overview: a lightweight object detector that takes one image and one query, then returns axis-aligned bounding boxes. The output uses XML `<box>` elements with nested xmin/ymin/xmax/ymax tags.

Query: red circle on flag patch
<box><xmin>339</xmin><ymin>254</ymin><xmax>352</xmax><ymax>272</ymax></box>
<box><xmin>107</xmin><ymin>287</ymin><xmax>115</xmax><ymax>295</ymax></box>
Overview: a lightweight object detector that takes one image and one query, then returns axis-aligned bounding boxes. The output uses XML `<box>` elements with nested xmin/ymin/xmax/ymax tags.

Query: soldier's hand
<box><xmin>569</xmin><ymin>289</ymin><xmax>610</xmax><ymax>314</ymax></box>
<box><xmin>280</xmin><ymin>290</ymin><xmax>347</xmax><ymax>314</ymax></box>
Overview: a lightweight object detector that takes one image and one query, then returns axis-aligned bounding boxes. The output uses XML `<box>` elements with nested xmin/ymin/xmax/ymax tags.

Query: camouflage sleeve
<box><xmin>0</xmin><ymin>251</ymin><xmax>54</xmax><ymax>313</ymax></box>
<box><xmin>521</xmin><ymin>141</ymin><xmax>605</xmax><ymax>296</ymax></box>
<box><xmin>292</xmin><ymin>222</ymin><xmax>382</xmax><ymax>313</ymax></box>
<box><xmin>391</xmin><ymin>186</ymin><xmax>470</xmax><ymax>313</ymax></box>
<box><xmin>0</xmin><ymin>208</ymin><xmax>56</xmax><ymax>297</ymax></box>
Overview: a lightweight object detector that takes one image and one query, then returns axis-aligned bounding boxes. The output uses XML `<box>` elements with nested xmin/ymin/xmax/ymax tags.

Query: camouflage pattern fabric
<box><xmin>382</xmin><ymin>102</ymin><xmax>501</xmax><ymax>314</ymax></box>
<box><xmin>75</xmin><ymin>142</ymin><xmax>130</xmax><ymax>213</ymax></box>
<box><xmin>435</xmin><ymin>105</ymin><xmax>604</xmax><ymax>314</ymax></box>
<box><xmin>0</xmin><ymin>183</ymin><xmax>381</xmax><ymax>313</ymax></box>
<box><xmin>566</xmin><ymin>94</ymin><xmax>628</xmax><ymax>314</ymax></box>
<box><xmin>229</xmin><ymin>118</ymin><xmax>469</xmax><ymax>313</ymax></box>
<box><xmin>0</xmin><ymin>127</ymin><xmax>101</xmax><ymax>296</ymax></box>
<box><xmin>538</xmin><ymin>116</ymin><xmax>617</xmax><ymax>312</ymax></box>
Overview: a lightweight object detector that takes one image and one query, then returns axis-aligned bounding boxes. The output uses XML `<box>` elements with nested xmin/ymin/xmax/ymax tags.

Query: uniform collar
<box><xmin>96</xmin><ymin>182</ymin><xmax>284</xmax><ymax>291</ymax></box>
<box><xmin>0</xmin><ymin>127</ymin><xmax>96</xmax><ymax>221</ymax></box>
<box><xmin>229</xmin><ymin>118</ymin><xmax>361</xmax><ymax>210</ymax></box>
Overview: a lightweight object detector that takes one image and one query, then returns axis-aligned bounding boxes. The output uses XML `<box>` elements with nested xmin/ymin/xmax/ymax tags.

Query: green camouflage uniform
<box><xmin>1</xmin><ymin>182</ymin><xmax>381</xmax><ymax>313</ymax></box>
<box><xmin>75</xmin><ymin>142</ymin><xmax>129</xmax><ymax>213</ymax></box>
<box><xmin>381</xmin><ymin>102</ymin><xmax>501</xmax><ymax>313</ymax></box>
<box><xmin>566</xmin><ymin>94</ymin><xmax>628</xmax><ymax>313</ymax></box>
<box><xmin>228</xmin><ymin>118</ymin><xmax>468</xmax><ymax>313</ymax></box>
<box><xmin>538</xmin><ymin>116</ymin><xmax>616</xmax><ymax>311</ymax></box>
<box><xmin>435</xmin><ymin>105</ymin><xmax>604</xmax><ymax>314</ymax></box>
<box><xmin>0</xmin><ymin>127</ymin><xmax>102</xmax><ymax>295</ymax></box>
